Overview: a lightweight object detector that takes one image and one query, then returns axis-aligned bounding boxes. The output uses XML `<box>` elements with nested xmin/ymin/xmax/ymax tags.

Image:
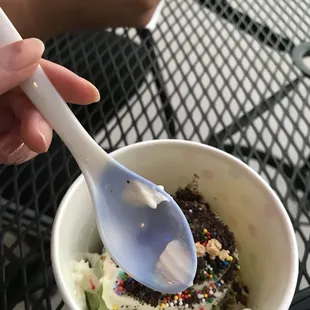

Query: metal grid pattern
<box><xmin>0</xmin><ymin>0</ymin><xmax>310</xmax><ymax>309</ymax></box>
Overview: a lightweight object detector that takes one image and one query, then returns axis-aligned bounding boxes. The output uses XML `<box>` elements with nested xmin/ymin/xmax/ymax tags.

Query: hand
<box><xmin>72</xmin><ymin>0</ymin><xmax>161</xmax><ymax>30</ymax></box>
<box><xmin>2</xmin><ymin>0</ymin><xmax>161</xmax><ymax>39</ymax></box>
<box><xmin>0</xmin><ymin>38</ymin><xmax>100</xmax><ymax>165</ymax></box>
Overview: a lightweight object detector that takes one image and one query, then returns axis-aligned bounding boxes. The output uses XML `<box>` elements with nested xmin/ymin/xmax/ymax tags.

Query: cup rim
<box><xmin>51</xmin><ymin>139</ymin><xmax>298</xmax><ymax>310</ymax></box>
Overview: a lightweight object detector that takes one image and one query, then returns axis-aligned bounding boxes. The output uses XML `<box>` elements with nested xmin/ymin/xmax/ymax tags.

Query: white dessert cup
<box><xmin>51</xmin><ymin>140</ymin><xmax>298</xmax><ymax>310</ymax></box>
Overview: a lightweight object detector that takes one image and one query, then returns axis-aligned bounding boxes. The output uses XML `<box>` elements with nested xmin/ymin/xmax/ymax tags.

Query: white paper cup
<box><xmin>51</xmin><ymin>140</ymin><xmax>298</xmax><ymax>310</ymax></box>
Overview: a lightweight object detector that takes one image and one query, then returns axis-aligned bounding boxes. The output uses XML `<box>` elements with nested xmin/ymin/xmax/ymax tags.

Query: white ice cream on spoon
<box><xmin>122</xmin><ymin>181</ymin><xmax>168</xmax><ymax>209</ymax></box>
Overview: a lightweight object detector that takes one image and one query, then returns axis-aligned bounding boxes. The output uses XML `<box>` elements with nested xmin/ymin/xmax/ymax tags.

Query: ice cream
<box><xmin>155</xmin><ymin>239</ymin><xmax>194</xmax><ymax>288</ymax></box>
<box><xmin>122</xmin><ymin>180</ymin><xmax>168</xmax><ymax>209</ymax></box>
<box><xmin>72</xmin><ymin>177</ymin><xmax>250</xmax><ymax>310</ymax></box>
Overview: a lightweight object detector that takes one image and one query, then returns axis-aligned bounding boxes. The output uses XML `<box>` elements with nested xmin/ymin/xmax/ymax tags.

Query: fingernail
<box><xmin>0</xmin><ymin>129</ymin><xmax>31</xmax><ymax>164</ymax></box>
<box><xmin>0</xmin><ymin>38</ymin><xmax>45</xmax><ymax>72</ymax></box>
<box><xmin>38</xmin><ymin>120</ymin><xmax>51</xmax><ymax>152</ymax></box>
<box><xmin>0</xmin><ymin>129</ymin><xmax>37</xmax><ymax>165</ymax></box>
<box><xmin>8</xmin><ymin>143</ymin><xmax>32</xmax><ymax>165</ymax></box>
<box><xmin>89</xmin><ymin>83</ymin><xmax>101</xmax><ymax>103</ymax></box>
<box><xmin>93</xmin><ymin>87</ymin><xmax>101</xmax><ymax>102</ymax></box>
<box><xmin>82</xmin><ymin>78</ymin><xmax>100</xmax><ymax>102</ymax></box>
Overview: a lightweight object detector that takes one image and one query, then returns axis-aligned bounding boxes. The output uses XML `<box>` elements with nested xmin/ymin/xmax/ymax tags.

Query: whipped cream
<box><xmin>73</xmin><ymin>251</ymin><xmax>228</xmax><ymax>310</ymax></box>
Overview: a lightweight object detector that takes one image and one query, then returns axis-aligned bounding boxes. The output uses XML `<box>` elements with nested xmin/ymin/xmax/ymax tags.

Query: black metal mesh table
<box><xmin>1</xmin><ymin>0</ymin><xmax>310</xmax><ymax>309</ymax></box>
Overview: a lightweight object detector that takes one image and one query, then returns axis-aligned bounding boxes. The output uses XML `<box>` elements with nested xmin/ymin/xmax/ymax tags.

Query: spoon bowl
<box><xmin>91</xmin><ymin>161</ymin><xmax>197</xmax><ymax>293</ymax></box>
<box><xmin>0</xmin><ymin>8</ymin><xmax>197</xmax><ymax>293</ymax></box>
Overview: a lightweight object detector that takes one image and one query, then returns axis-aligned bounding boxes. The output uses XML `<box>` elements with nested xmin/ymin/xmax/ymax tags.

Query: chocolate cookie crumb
<box><xmin>113</xmin><ymin>179</ymin><xmax>248</xmax><ymax>309</ymax></box>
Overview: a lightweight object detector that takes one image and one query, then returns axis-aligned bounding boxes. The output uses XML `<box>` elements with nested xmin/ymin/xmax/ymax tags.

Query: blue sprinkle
<box><xmin>213</xmin><ymin>232</ymin><xmax>217</xmax><ymax>236</ymax></box>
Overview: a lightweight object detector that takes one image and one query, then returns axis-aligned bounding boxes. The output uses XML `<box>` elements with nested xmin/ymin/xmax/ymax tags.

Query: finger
<box><xmin>40</xmin><ymin>59</ymin><xmax>100</xmax><ymax>104</ymax></box>
<box><xmin>0</xmin><ymin>38</ymin><xmax>45</xmax><ymax>95</ymax></box>
<box><xmin>0</xmin><ymin>106</ymin><xmax>18</xmax><ymax>132</ymax></box>
<box><xmin>7</xmin><ymin>92</ymin><xmax>52</xmax><ymax>153</ymax></box>
<box><xmin>0</xmin><ymin>128</ymin><xmax>37</xmax><ymax>165</ymax></box>
<box><xmin>12</xmin><ymin>59</ymin><xmax>100</xmax><ymax>104</ymax></box>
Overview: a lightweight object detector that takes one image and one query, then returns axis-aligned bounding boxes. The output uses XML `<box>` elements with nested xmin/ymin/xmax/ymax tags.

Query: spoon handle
<box><xmin>23</xmin><ymin>66</ymin><xmax>105</xmax><ymax>168</ymax></box>
<box><xmin>0</xmin><ymin>8</ymin><xmax>107</xmax><ymax>173</ymax></box>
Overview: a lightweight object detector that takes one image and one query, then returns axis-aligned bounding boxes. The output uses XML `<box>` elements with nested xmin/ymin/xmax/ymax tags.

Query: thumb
<box><xmin>0</xmin><ymin>38</ymin><xmax>45</xmax><ymax>95</ymax></box>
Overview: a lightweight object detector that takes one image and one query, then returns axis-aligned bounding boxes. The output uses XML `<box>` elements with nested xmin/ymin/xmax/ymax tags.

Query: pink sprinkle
<box><xmin>89</xmin><ymin>279</ymin><xmax>96</xmax><ymax>290</ymax></box>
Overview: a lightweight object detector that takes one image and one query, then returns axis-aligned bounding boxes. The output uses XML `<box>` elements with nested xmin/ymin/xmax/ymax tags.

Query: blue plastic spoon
<box><xmin>0</xmin><ymin>9</ymin><xmax>197</xmax><ymax>293</ymax></box>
